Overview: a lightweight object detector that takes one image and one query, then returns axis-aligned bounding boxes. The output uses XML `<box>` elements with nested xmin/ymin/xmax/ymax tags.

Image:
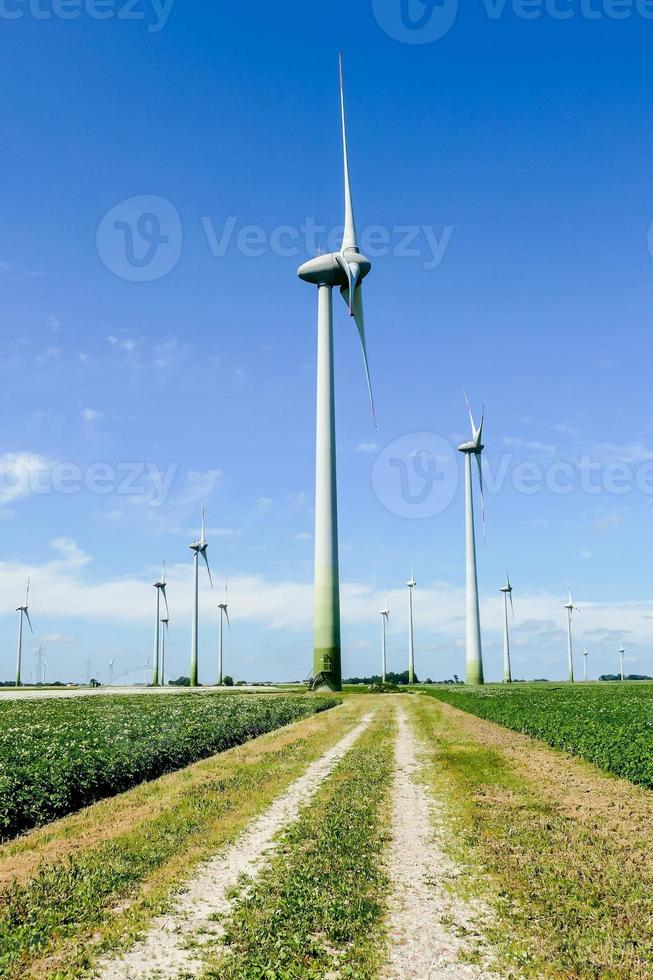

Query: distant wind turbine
<box><xmin>500</xmin><ymin>572</ymin><xmax>514</xmax><ymax>684</ymax></box>
<box><xmin>190</xmin><ymin>507</ymin><xmax>214</xmax><ymax>687</ymax></box>
<box><xmin>583</xmin><ymin>648</ymin><xmax>589</xmax><ymax>682</ymax></box>
<box><xmin>298</xmin><ymin>53</ymin><xmax>377</xmax><ymax>693</ymax></box>
<box><xmin>380</xmin><ymin>597</ymin><xmax>390</xmax><ymax>683</ymax></box>
<box><xmin>217</xmin><ymin>582</ymin><xmax>231</xmax><ymax>686</ymax></box>
<box><xmin>458</xmin><ymin>395</ymin><xmax>485</xmax><ymax>685</ymax></box>
<box><xmin>619</xmin><ymin>643</ymin><xmax>626</xmax><ymax>682</ymax></box>
<box><xmin>564</xmin><ymin>586</ymin><xmax>579</xmax><ymax>683</ymax></box>
<box><xmin>15</xmin><ymin>579</ymin><xmax>33</xmax><ymax>688</ymax></box>
<box><xmin>152</xmin><ymin>561</ymin><xmax>169</xmax><ymax>686</ymax></box>
<box><xmin>108</xmin><ymin>657</ymin><xmax>115</xmax><ymax>687</ymax></box>
<box><xmin>407</xmin><ymin>572</ymin><xmax>416</xmax><ymax>685</ymax></box>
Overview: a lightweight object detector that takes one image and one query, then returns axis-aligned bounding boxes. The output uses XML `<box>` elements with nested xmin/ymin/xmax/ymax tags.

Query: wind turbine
<box><xmin>583</xmin><ymin>648</ymin><xmax>589</xmax><ymax>682</ymax></box>
<box><xmin>15</xmin><ymin>579</ymin><xmax>33</xmax><ymax>688</ymax></box>
<box><xmin>190</xmin><ymin>507</ymin><xmax>213</xmax><ymax>687</ymax></box>
<box><xmin>619</xmin><ymin>643</ymin><xmax>626</xmax><ymax>682</ymax></box>
<box><xmin>564</xmin><ymin>586</ymin><xmax>579</xmax><ymax>683</ymax></box>
<box><xmin>407</xmin><ymin>572</ymin><xmax>416</xmax><ymax>685</ymax></box>
<box><xmin>500</xmin><ymin>572</ymin><xmax>514</xmax><ymax>684</ymax></box>
<box><xmin>298</xmin><ymin>53</ymin><xmax>376</xmax><ymax>693</ymax></box>
<box><xmin>458</xmin><ymin>395</ymin><xmax>485</xmax><ymax>685</ymax></box>
<box><xmin>380</xmin><ymin>597</ymin><xmax>390</xmax><ymax>683</ymax></box>
<box><xmin>152</xmin><ymin>561</ymin><xmax>169</xmax><ymax>686</ymax></box>
<box><xmin>217</xmin><ymin>581</ymin><xmax>231</xmax><ymax>686</ymax></box>
<box><xmin>108</xmin><ymin>658</ymin><xmax>115</xmax><ymax>687</ymax></box>
<box><xmin>160</xmin><ymin>617</ymin><xmax>169</xmax><ymax>686</ymax></box>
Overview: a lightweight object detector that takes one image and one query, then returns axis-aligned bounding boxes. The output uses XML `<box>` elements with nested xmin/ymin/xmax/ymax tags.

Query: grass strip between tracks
<box><xmin>411</xmin><ymin>695</ymin><xmax>653</xmax><ymax>979</ymax></box>
<box><xmin>203</xmin><ymin>705</ymin><xmax>396</xmax><ymax>980</ymax></box>
<box><xmin>0</xmin><ymin>696</ymin><xmax>363</xmax><ymax>979</ymax></box>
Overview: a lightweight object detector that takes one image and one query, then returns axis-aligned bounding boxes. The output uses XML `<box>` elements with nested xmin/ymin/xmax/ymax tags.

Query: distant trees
<box><xmin>169</xmin><ymin>676</ymin><xmax>191</xmax><ymax>687</ymax></box>
<box><xmin>599</xmin><ymin>674</ymin><xmax>652</xmax><ymax>682</ymax></box>
<box><xmin>222</xmin><ymin>676</ymin><xmax>235</xmax><ymax>687</ymax></box>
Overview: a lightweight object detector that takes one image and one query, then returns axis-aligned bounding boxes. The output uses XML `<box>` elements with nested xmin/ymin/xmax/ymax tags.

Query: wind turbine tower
<box><xmin>619</xmin><ymin>643</ymin><xmax>626</xmax><ymax>682</ymax></box>
<box><xmin>15</xmin><ymin>579</ymin><xmax>33</xmax><ymax>687</ymax></box>
<box><xmin>380</xmin><ymin>597</ymin><xmax>390</xmax><ymax>683</ymax></box>
<box><xmin>190</xmin><ymin>508</ymin><xmax>214</xmax><ymax>687</ymax></box>
<box><xmin>500</xmin><ymin>573</ymin><xmax>514</xmax><ymax>684</ymax></box>
<box><xmin>583</xmin><ymin>648</ymin><xmax>589</xmax><ymax>682</ymax></box>
<box><xmin>217</xmin><ymin>582</ymin><xmax>231</xmax><ymax>686</ymax></box>
<box><xmin>458</xmin><ymin>396</ymin><xmax>486</xmax><ymax>685</ymax></box>
<box><xmin>298</xmin><ymin>54</ymin><xmax>377</xmax><ymax>692</ymax></box>
<box><xmin>160</xmin><ymin>618</ymin><xmax>168</xmax><ymax>685</ymax></box>
<box><xmin>564</xmin><ymin>587</ymin><xmax>579</xmax><ymax>683</ymax></box>
<box><xmin>152</xmin><ymin>561</ymin><xmax>169</xmax><ymax>686</ymax></box>
<box><xmin>407</xmin><ymin>573</ymin><xmax>416</xmax><ymax>685</ymax></box>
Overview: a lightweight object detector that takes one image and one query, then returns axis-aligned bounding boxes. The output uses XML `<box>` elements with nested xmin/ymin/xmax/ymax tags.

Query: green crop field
<box><xmin>0</xmin><ymin>693</ymin><xmax>337</xmax><ymax>841</ymax></box>
<box><xmin>422</xmin><ymin>683</ymin><xmax>653</xmax><ymax>788</ymax></box>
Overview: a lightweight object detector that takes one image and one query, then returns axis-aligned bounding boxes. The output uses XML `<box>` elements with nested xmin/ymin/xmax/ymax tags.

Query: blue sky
<box><xmin>1</xmin><ymin>0</ymin><xmax>653</xmax><ymax>684</ymax></box>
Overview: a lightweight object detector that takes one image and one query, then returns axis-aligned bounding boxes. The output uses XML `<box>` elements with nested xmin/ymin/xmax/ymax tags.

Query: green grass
<box><xmin>0</xmin><ymin>697</ymin><xmax>362</xmax><ymax>979</ymax></box>
<box><xmin>421</xmin><ymin>682</ymin><xmax>653</xmax><ymax>788</ymax></box>
<box><xmin>410</xmin><ymin>695</ymin><xmax>653</xmax><ymax>978</ymax></box>
<box><xmin>203</xmin><ymin>708</ymin><xmax>395</xmax><ymax>980</ymax></box>
<box><xmin>0</xmin><ymin>693</ymin><xmax>337</xmax><ymax>840</ymax></box>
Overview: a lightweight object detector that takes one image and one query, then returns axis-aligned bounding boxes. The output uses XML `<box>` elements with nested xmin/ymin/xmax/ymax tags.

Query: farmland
<box><xmin>422</xmin><ymin>682</ymin><xmax>653</xmax><ymax>788</ymax></box>
<box><xmin>1</xmin><ymin>692</ymin><xmax>653</xmax><ymax>978</ymax></box>
<box><xmin>0</xmin><ymin>692</ymin><xmax>336</xmax><ymax>841</ymax></box>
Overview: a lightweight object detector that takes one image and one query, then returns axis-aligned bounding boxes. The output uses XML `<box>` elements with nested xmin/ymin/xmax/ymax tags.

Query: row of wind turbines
<box><xmin>12</xmin><ymin>508</ymin><xmax>233</xmax><ymax>688</ymax></box>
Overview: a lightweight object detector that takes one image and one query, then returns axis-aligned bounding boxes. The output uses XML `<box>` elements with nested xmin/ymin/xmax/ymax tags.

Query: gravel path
<box><xmin>95</xmin><ymin>710</ymin><xmax>375</xmax><ymax>980</ymax></box>
<box><xmin>383</xmin><ymin>705</ymin><xmax>498</xmax><ymax>979</ymax></box>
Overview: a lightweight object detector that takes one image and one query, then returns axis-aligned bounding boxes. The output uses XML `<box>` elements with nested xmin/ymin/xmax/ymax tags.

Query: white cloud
<box><xmin>356</xmin><ymin>443</ymin><xmax>381</xmax><ymax>454</ymax></box>
<box><xmin>503</xmin><ymin>436</ymin><xmax>556</xmax><ymax>455</ymax></box>
<box><xmin>0</xmin><ymin>453</ymin><xmax>55</xmax><ymax>507</ymax></box>
<box><xmin>589</xmin><ymin>442</ymin><xmax>653</xmax><ymax>464</ymax></box>
<box><xmin>81</xmin><ymin>408</ymin><xmax>102</xmax><ymax>422</ymax></box>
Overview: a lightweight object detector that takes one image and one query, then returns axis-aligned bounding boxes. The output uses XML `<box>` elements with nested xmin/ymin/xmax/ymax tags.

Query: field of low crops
<box><xmin>423</xmin><ymin>683</ymin><xmax>653</xmax><ymax>788</ymax></box>
<box><xmin>0</xmin><ymin>692</ymin><xmax>336</xmax><ymax>841</ymax></box>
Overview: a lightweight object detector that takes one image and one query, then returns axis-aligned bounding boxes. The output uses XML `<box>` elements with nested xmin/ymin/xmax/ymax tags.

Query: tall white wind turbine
<box><xmin>458</xmin><ymin>395</ymin><xmax>485</xmax><ymax>685</ymax></box>
<box><xmin>500</xmin><ymin>572</ymin><xmax>514</xmax><ymax>684</ymax></box>
<box><xmin>190</xmin><ymin>507</ymin><xmax>214</xmax><ymax>687</ymax></box>
<box><xmin>407</xmin><ymin>572</ymin><xmax>416</xmax><ymax>685</ymax></box>
<box><xmin>15</xmin><ymin>579</ymin><xmax>33</xmax><ymax>688</ymax></box>
<box><xmin>380</xmin><ymin>597</ymin><xmax>390</xmax><ymax>683</ymax></box>
<box><xmin>217</xmin><ymin>581</ymin><xmax>231</xmax><ymax>686</ymax></box>
<box><xmin>583</xmin><ymin>648</ymin><xmax>589</xmax><ymax>682</ymax></box>
<box><xmin>564</xmin><ymin>586</ymin><xmax>579</xmax><ymax>683</ymax></box>
<box><xmin>298</xmin><ymin>53</ymin><xmax>377</xmax><ymax>692</ymax></box>
<box><xmin>619</xmin><ymin>643</ymin><xmax>626</xmax><ymax>681</ymax></box>
<box><xmin>152</xmin><ymin>561</ymin><xmax>169</xmax><ymax>686</ymax></box>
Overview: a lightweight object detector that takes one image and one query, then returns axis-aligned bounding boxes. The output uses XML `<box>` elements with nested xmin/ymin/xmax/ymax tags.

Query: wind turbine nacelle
<box><xmin>298</xmin><ymin>251</ymin><xmax>371</xmax><ymax>288</ymax></box>
<box><xmin>458</xmin><ymin>441</ymin><xmax>484</xmax><ymax>454</ymax></box>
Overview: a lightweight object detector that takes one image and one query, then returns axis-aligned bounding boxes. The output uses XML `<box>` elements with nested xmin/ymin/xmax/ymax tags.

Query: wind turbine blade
<box><xmin>25</xmin><ymin>610</ymin><xmax>34</xmax><ymax>634</ymax></box>
<box><xmin>509</xmin><ymin>591</ymin><xmax>515</xmax><ymax>621</ymax></box>
<box><xmin>161</xmin><ymin>584</ymin><xmax>169</xmax><ymax>617</ymax></box>
<box><xmin>475</xmin><ymin>453</ymin><xmax>486</xmax><ymax>542</ymax></box>
<box><xmin>225</xmin><ymin>607</ymin><xmax>232</xmax><ymax>632</ymax></box>
<box><xmin>340</xmin><ymin>284</ymin><xmax>377</xmax><ymax>427</ymax></box>
<box><xmin>201</xmin><ymin>550</ymin><xmax>214</xmax><ymax>589</ymax></box>
<box><xmin>335</xmin><ymin>253</ymin><xmax>360</xmax><ymax>314</ymax></box>
<box><xmin>201</xmin><ymin>506</ymin><xmax>206</xmax><ymax>543</ymax></box>
<box><xmin>463</xmin><ymin>391</ymin><xmax>476</xmax><ymax>437</ymax></box>
<box><xmin>339</xmin><ymin>51</ymin><xmax>357</xmax><ymax>252</ymax></box>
